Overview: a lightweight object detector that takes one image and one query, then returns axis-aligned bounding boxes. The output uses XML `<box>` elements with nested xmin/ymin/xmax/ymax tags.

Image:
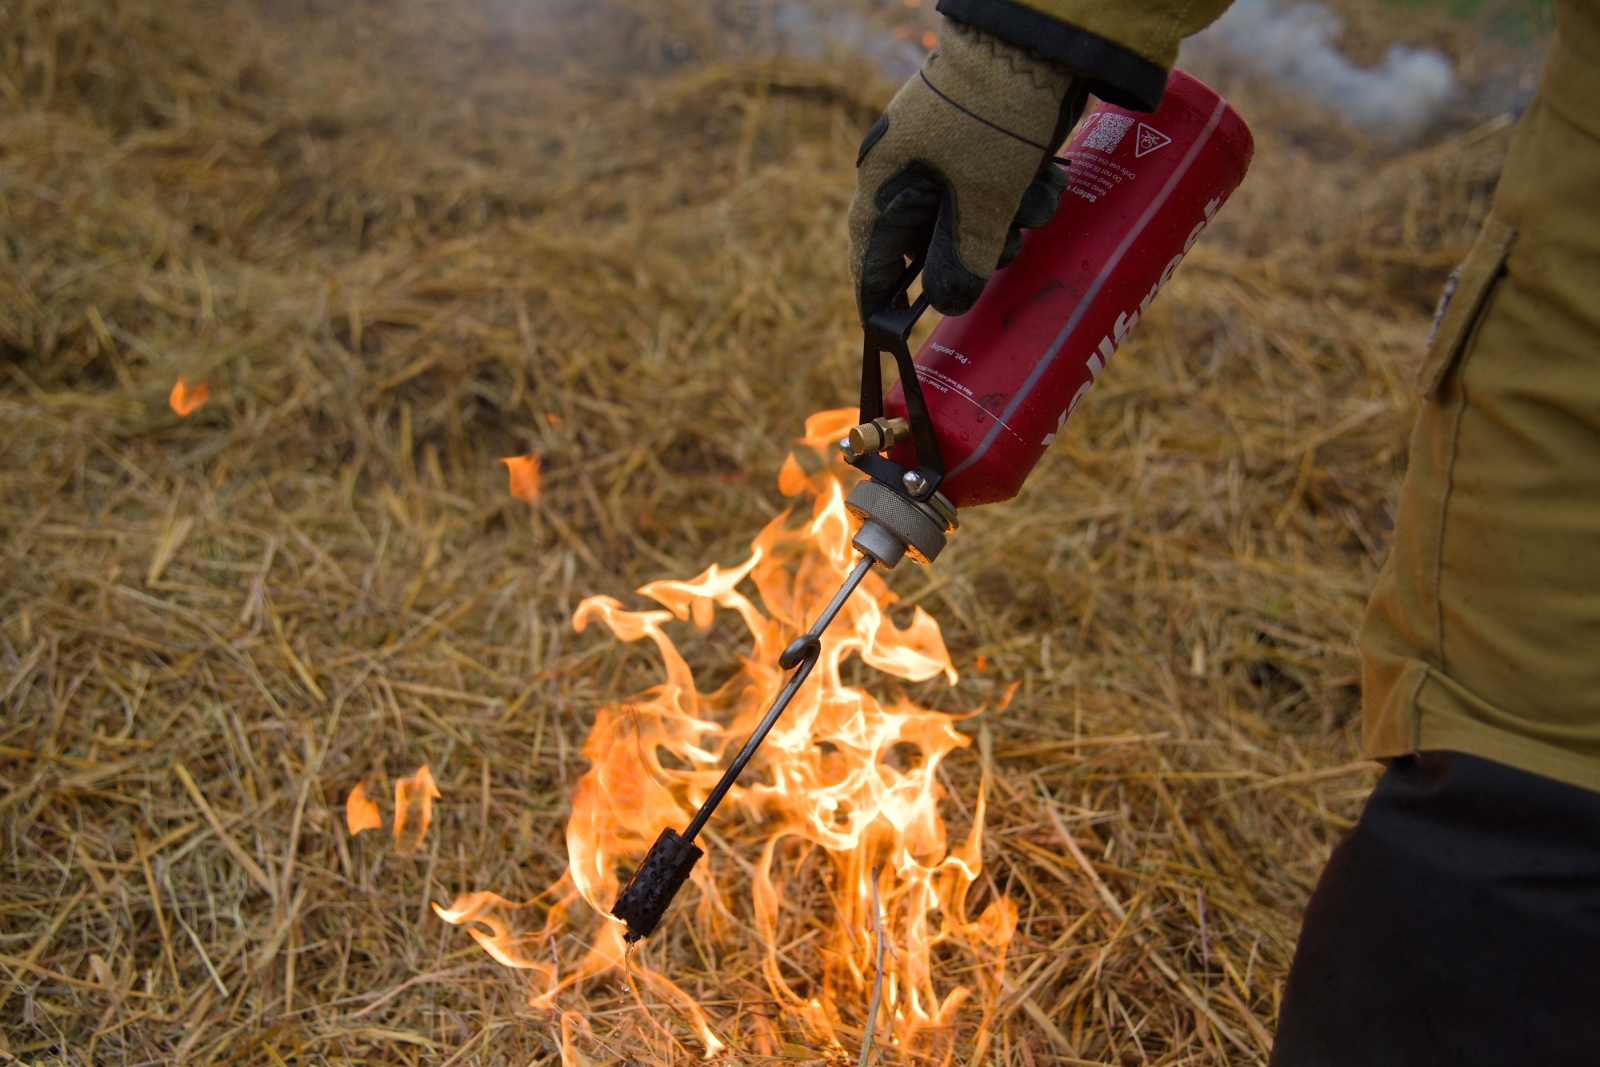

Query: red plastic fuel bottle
<box><xmin>884</xmin><ymin>70</ymin><xmax>1254</xmax><ymax>507</ymax></box>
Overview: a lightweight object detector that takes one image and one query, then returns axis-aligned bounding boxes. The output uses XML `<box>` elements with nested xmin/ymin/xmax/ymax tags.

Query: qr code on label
<box><xmin>1080</xmin><ymin>113</ymin><xmax>1134</xmax><ymax>154</ymax></box>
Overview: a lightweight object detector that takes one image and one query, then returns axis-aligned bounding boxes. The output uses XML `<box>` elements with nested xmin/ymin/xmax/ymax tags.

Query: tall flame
<box><xmin>438</xmin><ymin>410</ymin><xmax>1015</xmax><ymax>1060</ymax></box>
<box><xmin>394</xmin><ymin>764</ymin><xmax>441</xmax><ymax>854</ymax></box>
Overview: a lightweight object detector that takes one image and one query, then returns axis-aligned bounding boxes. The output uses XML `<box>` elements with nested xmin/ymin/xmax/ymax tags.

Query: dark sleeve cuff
<box><xmin>935</xmin><ymin>0</ymin><xmax>1169</xmax><ymax>112</ymax></box>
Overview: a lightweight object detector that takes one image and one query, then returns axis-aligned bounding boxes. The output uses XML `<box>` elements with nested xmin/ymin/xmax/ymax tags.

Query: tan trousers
<box><xmin>1360</xmin><ymin>0</ymin><xmax>1600</xmax><ymax>792</ymax></box>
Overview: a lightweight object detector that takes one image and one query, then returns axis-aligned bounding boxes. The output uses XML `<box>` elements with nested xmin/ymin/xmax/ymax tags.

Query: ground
<box><xmin>0</xmin><ymin>1</ymin><xmax>1546</xmax><ymax>1063</ymax></box>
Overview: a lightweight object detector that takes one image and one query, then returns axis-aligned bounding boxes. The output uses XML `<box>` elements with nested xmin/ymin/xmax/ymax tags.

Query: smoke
<box><xmin>769</xmin><ymin>1</ymin><xmax>926</xmax><ymax>78</ymax></box>
<box><xmin>1185</xmin><ymin>0</ymin><xmax>1457</xmax><ymax>137</ymax></box>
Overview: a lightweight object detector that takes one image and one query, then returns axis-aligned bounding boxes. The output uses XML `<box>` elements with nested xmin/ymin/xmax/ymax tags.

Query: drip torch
<box><xmin>612</xmin><ymin>70</ymin><xmax>1255</xmax><ymax>942</ymax></box>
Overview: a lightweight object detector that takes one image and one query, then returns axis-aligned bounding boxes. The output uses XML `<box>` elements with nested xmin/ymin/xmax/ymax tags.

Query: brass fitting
<box><xmin>847</xmin><ymin>417</ymin><xmax>911</xmax><ymax>457</ymax></box>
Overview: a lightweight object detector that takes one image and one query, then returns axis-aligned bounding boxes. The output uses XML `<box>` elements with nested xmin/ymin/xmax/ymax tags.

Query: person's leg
<box><xmin>1269</xmin><ymin>751</ymin><xmax>1600</xmax><ymax>1067</ymax></box>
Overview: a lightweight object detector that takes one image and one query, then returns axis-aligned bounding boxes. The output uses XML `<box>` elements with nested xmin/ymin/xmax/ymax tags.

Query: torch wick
<box><xmin>682</xmin><ymin>553</ymin><xmax>876</xmax><ymax>843</ymax></box>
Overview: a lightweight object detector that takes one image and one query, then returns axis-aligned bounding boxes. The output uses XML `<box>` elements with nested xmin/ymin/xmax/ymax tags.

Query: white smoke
<box><xmin>770</xmin><ymin>1</ymin><xmax>926</xmax><ymax>79</ymax></box>
<box><xmin>1185</xmin><ymin>0</ymin><xmax>1457</xmax><ymax>137</ymax></box>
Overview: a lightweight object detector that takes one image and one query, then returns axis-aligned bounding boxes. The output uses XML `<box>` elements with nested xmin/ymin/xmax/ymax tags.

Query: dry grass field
<box><xmin>0</xmin><ymin>1</ymin><xmax>1544</xmax><ymax>1063</ymax></box>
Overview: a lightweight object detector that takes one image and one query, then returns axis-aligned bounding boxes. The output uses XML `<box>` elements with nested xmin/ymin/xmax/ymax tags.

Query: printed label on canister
<box><xmin>882</xmin><ymin>70</ymin><xmax>1255</xmax><ymax>508</ymax></box>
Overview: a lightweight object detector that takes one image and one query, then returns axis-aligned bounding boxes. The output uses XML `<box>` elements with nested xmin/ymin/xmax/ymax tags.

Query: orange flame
<box><xmin>393</xmin><ymin>765</ymin><xmax>440</xmax><ymax>854</ymax></box>
<box><xmin>438</xmin><ymin>410</ymin><xmax>1015</xmax><ymax>1061</ymax></box>
<box><xmin>345</xmin><ymin>781</ymin><xmax>382</xmax><ymax>836</ymax></box>
<box><xmin>169</xmin><ymin>376</ymin><xmax>209</xmax><ymax>417</ymax></box>
<box><xmin>797</xmin><ymin>407</ymin><xmax>861</xmax><ymax>452</ymax></box>
<box><xmin>777</xmin><ymin>453</ymin><xmax>808</xmax><ymax>497</ymax></box>
<box><xmin>499</xmin><ymin>453</ymin><xmax>543</xmax><ymax>504</ymax></box>
<box><xmin>558</xmin><ymin>1012</ymin><xmax>596</xmax><ymax>1067</ymax></box>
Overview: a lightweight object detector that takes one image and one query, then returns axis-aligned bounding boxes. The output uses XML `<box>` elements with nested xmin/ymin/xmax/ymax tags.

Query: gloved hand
<box><xmin>849</xmin><ymin>18</ymin><xmax>1085</xmax><ymax>321</ymax></box>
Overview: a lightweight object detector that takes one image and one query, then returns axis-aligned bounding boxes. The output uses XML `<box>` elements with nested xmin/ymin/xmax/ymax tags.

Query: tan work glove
<box><xmin>848</xmin><ymin>18</ymin><xmax>1085</xmax><ymax>321</ymax></box>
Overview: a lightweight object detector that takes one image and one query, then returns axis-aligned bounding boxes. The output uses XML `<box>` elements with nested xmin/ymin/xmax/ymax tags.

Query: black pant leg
<box><xmin>1269</xmin><ymin>751</ymin><xmax>1600</xmax><ymax>1067</ymax></box>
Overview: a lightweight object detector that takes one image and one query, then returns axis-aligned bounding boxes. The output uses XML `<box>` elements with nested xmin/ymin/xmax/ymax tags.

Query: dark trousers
<box><xmin>1269</xmin><ymin>751</ymin><xmax>1600</xmax><ymax>1066</ymax></box>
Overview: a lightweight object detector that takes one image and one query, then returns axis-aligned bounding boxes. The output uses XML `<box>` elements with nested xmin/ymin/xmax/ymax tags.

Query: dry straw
<box><xmin>1</xmin><ymin>0</ymin><xmax>1533</xmax><ymax>1063</ymax></box>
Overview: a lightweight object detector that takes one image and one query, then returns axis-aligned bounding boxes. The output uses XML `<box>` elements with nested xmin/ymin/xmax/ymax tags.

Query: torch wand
<box><xmin>612</xmin><ymin>261</ymin><xmax>955</xmax><ymax>942</ymax></box>
<box><xmin>611</xmin><ymin>553</ymin><xmax>875</xmax><ymax>942</ymax></box>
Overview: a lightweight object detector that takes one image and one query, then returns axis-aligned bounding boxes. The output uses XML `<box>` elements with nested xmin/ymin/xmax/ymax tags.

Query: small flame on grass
<box><xmin>499</xmin><ymin>453</ymin><xmax>543</xmax><ymax>504</ymax></box>
<box><xmin>345</xmin><ymin>781</ymin><xmax>382</xmax><ymax>836</ymax></box>
<box><xmin>169</xmin><ymin>376</ymin><xmax>209</xmax><ymax>417</ymax></box>
<box><xmin>394</xmin><ymin>765</ymin><xmax>441</xmax><ymax>854</ymax></box>
<box><xmin>439</xmin><ymin>408</ymin><xmax>1016</xmax><ymax>1062</ymax></box>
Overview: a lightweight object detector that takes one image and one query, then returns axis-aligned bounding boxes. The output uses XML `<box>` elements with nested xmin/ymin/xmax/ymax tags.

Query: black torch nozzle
<box><xmin>609</xmin><ymin>554</ymin><xmax>878</xmax><ymax>941</ymax></box>
<box><xmin>612</xmin><ymin>827</ymin><xmax>703</xmax><ymax>943</ymax></box>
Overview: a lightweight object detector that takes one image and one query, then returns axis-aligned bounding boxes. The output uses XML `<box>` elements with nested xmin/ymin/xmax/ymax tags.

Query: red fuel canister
<box><xmin>884</xmin><ymin>69</ymin><xmax>1254</xmax><ymax>508</ymax></box>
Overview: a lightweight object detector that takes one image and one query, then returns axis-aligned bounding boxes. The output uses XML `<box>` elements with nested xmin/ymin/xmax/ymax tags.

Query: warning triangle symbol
<box><xmin>1134</xmin><ymin>123</ymin><xmax>1172</xmax><ymax>158</ymax></box>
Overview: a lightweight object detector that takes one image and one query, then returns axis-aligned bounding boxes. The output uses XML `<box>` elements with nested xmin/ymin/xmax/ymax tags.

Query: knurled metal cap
<box><xmin>845</xmin><ymin>479</ymin><xmax>949</xmax><ymax>565</ymax></box>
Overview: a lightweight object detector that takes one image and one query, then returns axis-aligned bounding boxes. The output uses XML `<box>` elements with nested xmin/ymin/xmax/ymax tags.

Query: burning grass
<box><xmin>0</xmin><ymin>0</ymin><xmax>1537</xmax><ymax>1063</ymax></box>
<box><xmin>436</xmin><ymin>423</ymin><xmax>1012</xmax><ymax>1061</ymax></box>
